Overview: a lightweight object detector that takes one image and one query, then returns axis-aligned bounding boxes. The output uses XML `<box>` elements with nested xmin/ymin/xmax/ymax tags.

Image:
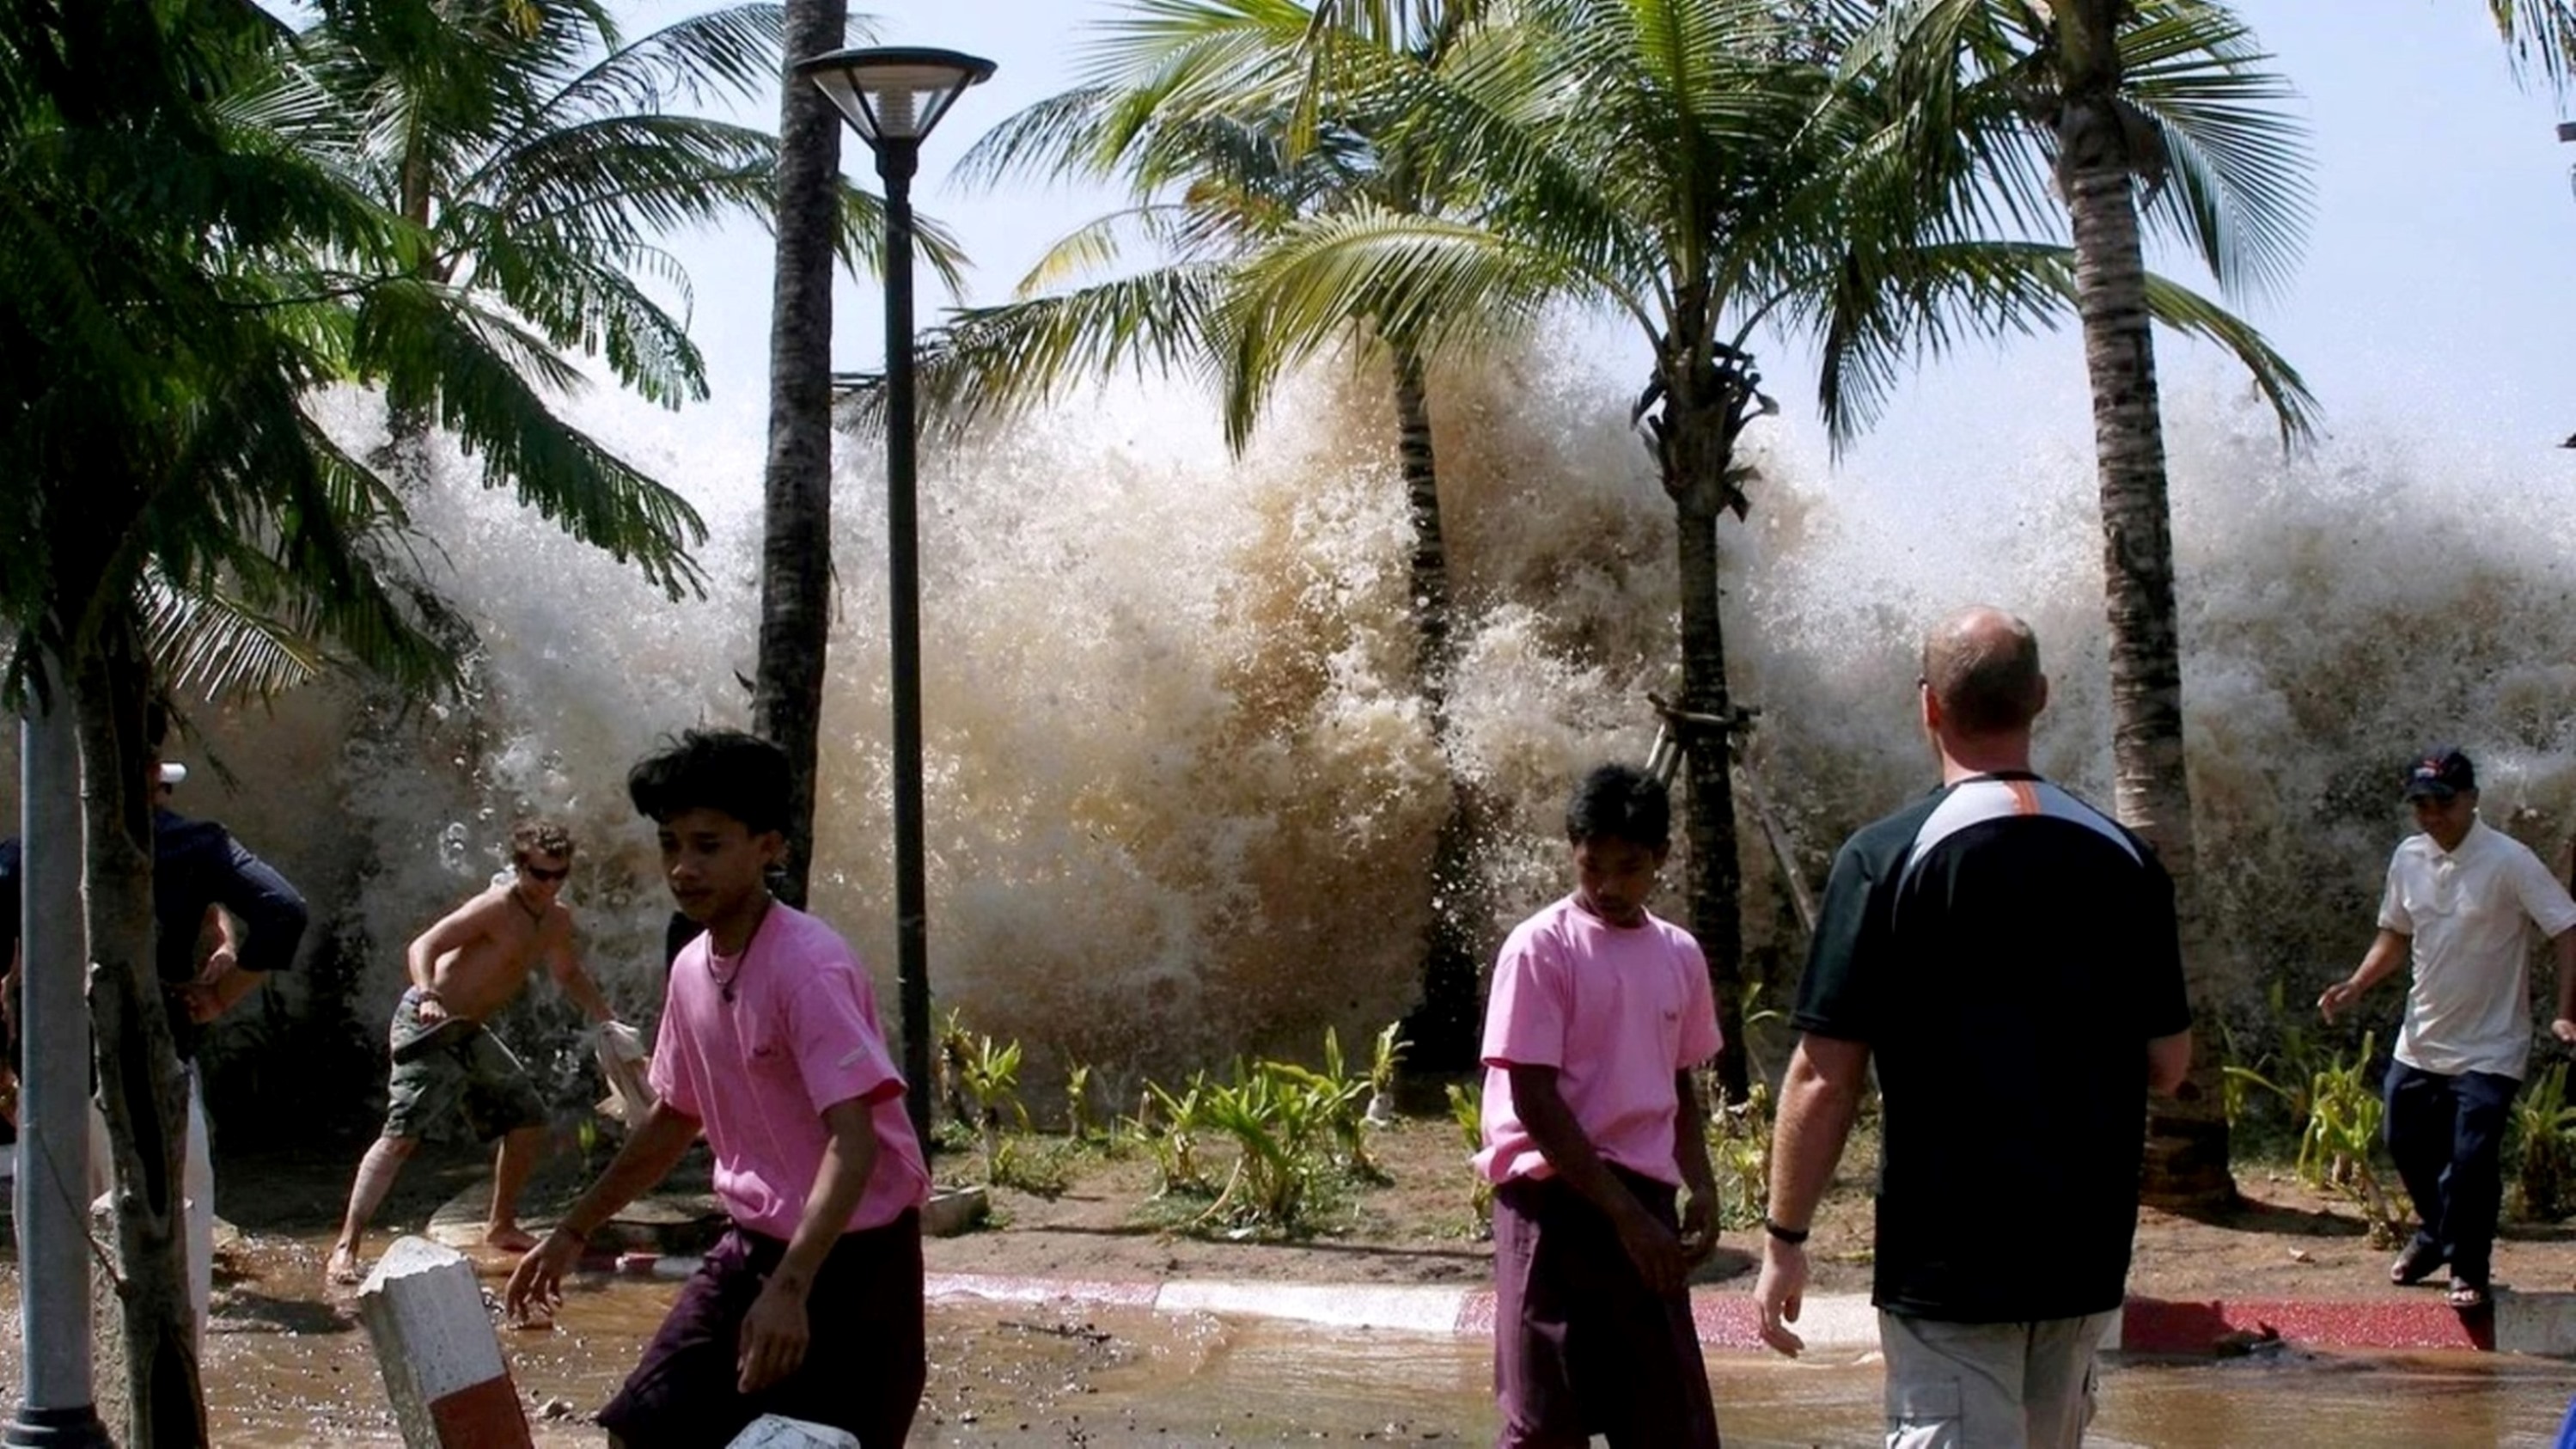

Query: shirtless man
<box><xmin>327</xmin><ymin>818</ymin><xmax>618</xmax><ymax>1284</ymax></box>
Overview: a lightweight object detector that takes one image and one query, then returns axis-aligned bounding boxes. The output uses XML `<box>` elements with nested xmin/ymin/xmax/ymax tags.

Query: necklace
<box><xmin>510</xmin><ymin>887</ymin><xmax>546</xmax><ymax>926</ymax></box>
<box><xmin>707</xmin><ymin>898</ymin><xmax>773</xmax><ymax>1004</ymax></box>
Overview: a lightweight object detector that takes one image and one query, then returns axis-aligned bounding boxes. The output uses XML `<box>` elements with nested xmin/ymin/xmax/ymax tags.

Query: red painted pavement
<box><xmin>2120</xmin><ymin>1296</ymin><xmax>2493</xmax><ymax>1354</ymax></box>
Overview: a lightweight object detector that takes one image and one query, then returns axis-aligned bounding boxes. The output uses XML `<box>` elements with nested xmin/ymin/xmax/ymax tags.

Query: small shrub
<box><xmin>2298</xmin><ymin>1032</ymin><xmax>2404</xmax><ymax>1249</ymax></box>
<box><xmin>1447</xmin><ymin>1081</ymin><xmax>1492</xmax><ymax>1231</ymax></box>
<box><xmin>945</xmin><ymin>1025</ymin><xmax>1029</xmax><ymax>1186</ymax></box>
<box><xmin>2513</xmin><ymin>1061</ymin><xmax>2576</xmax><ymax>1221</ymax></box>
<box><xmin>1131</xmin><ymin>1073</ymin><xmax>1214</xmax><ymax>1195</ymax></box>
<box><xmin>1064</xmin><ymin>1060</ymin><xmax>1100</xmax><ymax>1141</ymax></box>
<box><xmin>1705</xmin><ymin>1080</ymin><xmax>1772</xmax><ymax>1231</ymax></box>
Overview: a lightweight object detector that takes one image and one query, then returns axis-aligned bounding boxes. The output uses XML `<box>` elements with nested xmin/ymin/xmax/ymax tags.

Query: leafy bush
<box><xmin>2298</xmin><ymin>1032</ymin><xmax>2404</xmax><ymax>1248</ymax></box>
<box><xmin>1447</xmin><ymin>1081</ymin><xmax>1492</xmax><ymax>1231</ymax></box>
<box><xmin>2514</xmin><ymin>1061</ymin><xmax>2576</xmax><ymax>1222</ymax></box>
<box><xmin>1705</xmin><ymin>1079</ymin><xmax>1773</xmax><ymax>1231</ymax></box>
<box><xmin>1130</xmin><ymin>1072</ymin><xmax>1214</xmax><ymax>1195</ymax></box>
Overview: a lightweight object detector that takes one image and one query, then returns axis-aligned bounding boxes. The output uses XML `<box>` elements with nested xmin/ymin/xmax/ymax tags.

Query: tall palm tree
<box><xmin>0</xmin><ymin>4</ymin><xmax>723</xmax><ymax>1435</ymax></box>
<box><xmin>290</xmin><ymin>0</ymin><xmax>964</xmax><ymax>898</ymax></box>
<box><xmin>1865</xmin><ymin>0</ymin><xmax>2312</xmax><ymax>1206</ymax></box>
<box><xmin>757</xmin><ymin>0</ymin><xmax>853</xmax><ymax>908</ymax></box>
<box><xmin>916</xmin><ymin>0</ymin><xmax>1507</xmax><ymax>1067</ymax></box>
<box><xmin>1237</xmin><ymin>0</ymin><xmax>2313</xmax><ymax>1103</ymax></box>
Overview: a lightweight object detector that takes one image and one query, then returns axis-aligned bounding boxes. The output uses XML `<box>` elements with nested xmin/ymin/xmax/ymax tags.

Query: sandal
<box><xmin>2390</xmin><ymin>1243</ymin><xmax>2445</xmax><ymax>1287</ymax></box>
<box><xmin>2445</xmin><ymin>1278</ymin><xmax>2490</xmax><ymax>1311</ymax></box>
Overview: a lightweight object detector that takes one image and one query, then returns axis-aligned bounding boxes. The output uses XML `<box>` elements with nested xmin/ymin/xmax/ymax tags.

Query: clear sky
<box><xmin>623</xmin><ymin>0</ymin><xmax>2576</xmax><ymax>472</ymax></box>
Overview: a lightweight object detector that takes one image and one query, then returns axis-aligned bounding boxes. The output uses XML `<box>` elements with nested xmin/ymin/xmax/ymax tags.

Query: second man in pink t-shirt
<box><xmin>506</xmin><ymin>729</ymin><xmax>931</xmax><ymax>1448</ymax></box>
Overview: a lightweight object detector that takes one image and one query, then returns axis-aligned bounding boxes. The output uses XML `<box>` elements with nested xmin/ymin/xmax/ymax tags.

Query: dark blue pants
<box><xmin>2383</xmin><ymin>1061</ymin><xmax>2518</xmax><ymax>1287</ymax></box>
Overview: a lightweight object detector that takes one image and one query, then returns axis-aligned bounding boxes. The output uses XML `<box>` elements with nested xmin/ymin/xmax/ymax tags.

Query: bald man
<box><xmin>1754</xmin><ymin>607</ymin><xmax>2192</xmax><ymax>1449</ymax></box>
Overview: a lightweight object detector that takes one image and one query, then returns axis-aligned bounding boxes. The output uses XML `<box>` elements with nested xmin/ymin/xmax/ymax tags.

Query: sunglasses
<box><xmin>522</xmin><ymin>863</ymin><xmax>571</xmax><ymax>883</ymax></box>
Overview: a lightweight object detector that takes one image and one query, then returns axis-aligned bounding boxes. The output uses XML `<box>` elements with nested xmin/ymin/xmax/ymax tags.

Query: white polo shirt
<box><xmin>2380</xmin><ymin>817</ymin><xmax>2576</xmax><ymax>1079</ymax></box>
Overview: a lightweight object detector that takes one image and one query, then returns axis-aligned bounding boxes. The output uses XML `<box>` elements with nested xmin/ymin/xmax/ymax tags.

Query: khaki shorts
<box><xmin>382</xmin><ymin>987</ymin><xmax>547</xmax><ymax>1142</ymax></box>
<box><xmin>1880</xmin><ymin>1307</ymin><xmax>2120</xmax><ymax>1449</ymax></box>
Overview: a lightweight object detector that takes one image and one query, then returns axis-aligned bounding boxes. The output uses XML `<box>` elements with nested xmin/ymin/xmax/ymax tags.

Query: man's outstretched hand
<box><xmin>504</xmin><ymin>1226</ymin><xmax>582</xmax><ymax>1327</ymax></box>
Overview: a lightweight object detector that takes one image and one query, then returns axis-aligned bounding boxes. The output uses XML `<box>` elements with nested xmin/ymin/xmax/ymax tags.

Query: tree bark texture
<box><xmin>751</xmin><ymin>0</ymin><xmax>850</xmax><ymax>908</ymax></box>
<box><xmin>1388</xmin><ymin>339</ymin><xmax>1489</xmax><ymax>1073</ymax></box>
<box><xmin>70</xmin><ymin>619</ymin><xmax>204</xmax><ymax>1447</ymax></box>
<box><xmin>2060</xmin><ymin>19</ymin><xmax>2237</xmax><ymax>1206</ymax></box>
<box><xmin>1651</xmin><ymin>292</ymin><xmax>1753</xmax><ymax>1104</ymax></box>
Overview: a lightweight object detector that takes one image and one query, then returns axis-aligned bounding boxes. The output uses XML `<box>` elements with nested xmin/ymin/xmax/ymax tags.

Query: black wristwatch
<box><xmin>1763</xmin><ymin>1216</ymin><xmax>1811</xmax><ymax>1245</ymax></box>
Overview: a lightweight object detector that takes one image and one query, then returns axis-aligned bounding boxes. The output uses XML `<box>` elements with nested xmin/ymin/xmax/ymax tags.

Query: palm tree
<box><xmin>0</xmin><ymin>4</ymin><xmax>725</xmax><ymax>1435</ymax></box>
<box><xmin>287</xmin><ymin>0</ymin><xmax>966</xmax><ymax>898</ymax></box>
<box><xmin>913</xmin><ymin>0</ymin><xmax>1508</xmax><ymax>1067</ymax></box>
<box><xmin>757</xmin><ymin>0</ymin><xmax>853</xmax><ymax>908</ymax></box>
<box><xmin>1864</xmin><ymin>0</ymin><xmax>2312</xmax><ymax>1206</ymax></box>
<box><xmin>1236</xmin><ymin>0</ymin><xmax>2313</xmax><ymax>1104</ymax></box>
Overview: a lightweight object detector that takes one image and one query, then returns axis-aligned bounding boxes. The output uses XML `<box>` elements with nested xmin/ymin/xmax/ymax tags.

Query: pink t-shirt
<box><xmin>1474</xmin><ymin>896</ymin><xmax>1723</xmax><ymax>1187</ymax></box>
<box><xmin>651</xmin><ymin>902</ymin><xmax>931</xmax><ymax>1239</ymax></box>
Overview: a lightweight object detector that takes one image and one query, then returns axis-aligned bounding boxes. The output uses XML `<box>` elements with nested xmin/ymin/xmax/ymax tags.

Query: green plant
<box><xmin>1064</xmin><ymin>1060</ymin><xmax>1100</xmax><ymax>1141</ymax></box>
<box><xmin>2220</xmin><ymin>979</ymin><xmax>2341</xmax><ymax>1144</ymax></box>
<box><xmin>1448</xmin><ymin>1082</ymin><xmax>1492</xmax><ymax>1230</ymax></box>
<box><xmin>1193</xmin><ymin>1056</ymin><xmax>1353</xmax><ymax>1233</ymax></box>
<box><xmin>1132</xmin><ymin>1073</ymin><xmax>1215</xmax><ymax>1195</ymax></box>
<box><xmin>2513</xmin><ymin>1061</ymin><xmax>2576</xmax><ymax>1221</ymax></box>
<box><xmin>2298</xmin><ymin>1032</ymin><xmax>2405</xmax><ymax>1249</ymax></box>
<box><xmin>1705</xmin><ymin>1080</ymin><xmax>1773</xmax><ymax>1232</ymax></box>
<box><xmin>1364</xmin><ymin>1022</ymin><xmax>1408</xmax><ymax>1122</ymax></box>
<box><xmin>990</xmin><ymin>1134</ymin><xmax>1077</xmax><ymax>1199</ymax></box>
<box><xmin>951</xmin><ymin>1030</ymin><xmax>1029</xmax><ymax>1186</ymax></box>
<box><xmin>1306</xmin><ymin>1027</ymin><xmax>1383</xmax><ymax>1179</ymax></box>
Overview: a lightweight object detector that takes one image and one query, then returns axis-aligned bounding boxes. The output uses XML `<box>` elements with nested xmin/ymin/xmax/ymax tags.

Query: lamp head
<box><xmin>797</xmin><ymin>46</ymin><xmax>997</xmax><ymax>149</ymax></box>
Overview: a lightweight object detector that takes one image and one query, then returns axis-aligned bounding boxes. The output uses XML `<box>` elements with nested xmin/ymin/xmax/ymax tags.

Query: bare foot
<box><xmin>325</xmin><ymin>1245</ymin><xmax>363</xmax><ymax>1287</ymax></box>
<box><xmin>483</xmin><ymin>1224</ymin><xmax>540</xmax><ymax>1253</ymax></box>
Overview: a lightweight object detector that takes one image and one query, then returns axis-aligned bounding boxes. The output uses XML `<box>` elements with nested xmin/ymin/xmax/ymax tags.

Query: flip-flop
<box><xmin>2445</xmin><ymin>1278</ymin><xmax>2490</xmax><ymax>1311</ymax></box>
<box><xmin>2390</xmin><ymin>1244</ymin><xmax>2445</xmax><ymax>1286</ymax></box>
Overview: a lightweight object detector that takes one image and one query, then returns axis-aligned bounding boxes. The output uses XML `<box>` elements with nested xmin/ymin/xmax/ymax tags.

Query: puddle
<box><xmin>4</xmin><ymin>1234</ymin><xmax>2575</xmax><ymax>1444</ymax></box>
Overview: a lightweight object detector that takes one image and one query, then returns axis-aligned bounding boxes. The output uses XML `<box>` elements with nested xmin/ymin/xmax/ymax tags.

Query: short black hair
<box><xmin>1566</xmin><ymin>763</ymin><xmax>1670</xmax><ymax>850</ymax></box>
<box><xmin>627</xmin><ymin>729</ymin><xmax>793</xmax><ymax>836</ymax></box>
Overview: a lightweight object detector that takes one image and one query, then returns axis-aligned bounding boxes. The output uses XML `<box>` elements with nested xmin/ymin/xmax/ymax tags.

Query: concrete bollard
<box><xmin>727</xmin><ymin>1415</ymin><xmax>861</xmax><ymax>1449</ymax></box>
<box><xmin>356</xmin><ymin>1235</ymin><xmax>534</xmax><ymax>1449</ymax></box>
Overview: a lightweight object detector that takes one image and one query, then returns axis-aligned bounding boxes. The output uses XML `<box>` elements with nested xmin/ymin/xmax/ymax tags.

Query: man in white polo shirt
<box><xmin>2319</xmin><ymin>746</ymin><xmax>2576</xmax><ymax>1310</ymax></box>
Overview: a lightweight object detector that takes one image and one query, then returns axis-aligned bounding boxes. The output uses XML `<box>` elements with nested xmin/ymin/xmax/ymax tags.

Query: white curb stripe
<box><xmin>1155</xmin><ymin>1281</ymin><xmax>1474</xmax><ymax>1334</ymax></box>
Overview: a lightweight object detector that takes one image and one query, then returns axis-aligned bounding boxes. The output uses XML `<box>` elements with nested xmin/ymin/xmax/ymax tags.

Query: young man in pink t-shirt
<box><xmin>506</xmin><ymin>730</ymin><xmax>932</xmax><ymax>1448</ymax></box>
<box><xmin>1476</xmin><ymin>762</ymin><xmax>1724</xmax><ymax>1448</ymax></box>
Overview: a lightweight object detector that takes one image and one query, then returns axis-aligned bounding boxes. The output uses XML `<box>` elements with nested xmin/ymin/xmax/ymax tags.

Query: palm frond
<box><xmin>2487</xmin><ymin>0</ymin><xmax>2576</xmax><ymax>95</ymax></box>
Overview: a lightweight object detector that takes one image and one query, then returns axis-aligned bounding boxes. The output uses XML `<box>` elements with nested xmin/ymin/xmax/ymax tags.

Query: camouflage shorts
<box><xmin>382</xmin><ymin>987</ymin><xmax>547</xmax><ymax>1142</ymax></box>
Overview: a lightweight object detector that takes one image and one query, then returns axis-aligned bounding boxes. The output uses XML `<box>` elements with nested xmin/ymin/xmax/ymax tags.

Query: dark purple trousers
<box><xmin>599</xmin><ymin>1213</ymin><xmax>925</xmax><ymax>1448</ymax></box>
<box><xmin>1491</xmin><ymin>1165</ymin><xmax>1721</xmax><ymax>1448</ymax></box>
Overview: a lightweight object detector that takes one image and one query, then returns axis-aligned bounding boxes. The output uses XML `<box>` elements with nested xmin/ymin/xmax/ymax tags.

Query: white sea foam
<box><xmin>76</xmin><ymin>352</ymin><xmax>2576</xmax><ymax>1076</ymax></box>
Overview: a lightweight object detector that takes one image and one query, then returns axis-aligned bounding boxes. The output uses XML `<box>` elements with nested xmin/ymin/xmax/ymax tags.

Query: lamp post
<box><xmin>7</xmin><ymin>673</ymin><xmax>113</xmax><ymax>1449</ymax></box>
<box><xmin>797</xmin><ymin>46</ymin><xmax>995</xmax><ymax>1147</ymax></box>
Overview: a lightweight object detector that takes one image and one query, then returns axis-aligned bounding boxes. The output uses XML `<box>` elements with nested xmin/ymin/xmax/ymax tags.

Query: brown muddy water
<box><xmin>4</xmin><ymin>1233</ymin><xmax>2575</xmax><ymax>1445</ymax></box>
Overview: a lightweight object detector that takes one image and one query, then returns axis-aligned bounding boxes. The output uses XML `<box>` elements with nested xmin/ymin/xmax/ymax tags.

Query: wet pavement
<box><xmin>7</xmin><ymin>1233</ymin><xmax>2576</xmax><ymax>1444</ymax></box>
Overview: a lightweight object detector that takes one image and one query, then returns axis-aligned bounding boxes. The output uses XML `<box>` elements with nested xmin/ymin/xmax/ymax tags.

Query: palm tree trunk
<box><xmin>2060</xmin><ymin>43</ymin><xmax>2236</xmax><ymax>1206</ymax></box>
<box><xmin>1655</xmin><ymin>316</ymin><xmax>1752</xmax><ymax>1103</ymax></box>
<box><xmin>1672</xmin><ymin>488</ymin><xmax>1750</xmax><ymax>1104</ymax></box>
<box><xmin>752</xmin><ymin>0</ymin><xmax>850</xmax><ymax>908</ymax></box>
<box><xmin>1388</xmin><ymin>338</ymin><xmax>1487</xmax><ymax>1073</ymax></box>
<box><xmin>69</xmin><ymin>617</ymin><xmax>204</xmax><ymax>1447</ymax></box>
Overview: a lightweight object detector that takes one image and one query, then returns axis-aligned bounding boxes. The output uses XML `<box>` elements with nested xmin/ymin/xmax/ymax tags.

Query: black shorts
<box><xmin>598</xmin><ymin>1214</ymin><xmax>925</xmax><ymax>1448</ymax></box>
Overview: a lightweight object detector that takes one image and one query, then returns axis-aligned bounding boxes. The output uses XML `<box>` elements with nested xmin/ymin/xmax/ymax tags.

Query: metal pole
<box><xmin>877</xmin><ymin>138</ymin><xmax>934</xmax><ymax>1149</ymax></box>
<box><xmin>8</xmin><ymin>681</ymin><xmax>112</xmax><ymax>1447</ymax></box>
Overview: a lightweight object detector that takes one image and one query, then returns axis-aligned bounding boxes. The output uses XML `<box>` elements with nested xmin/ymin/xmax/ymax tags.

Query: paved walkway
<box><xmin>908</xmin><ymin>1270</ymin><xmax>2576</xmax><ymax>1358</ymax></box>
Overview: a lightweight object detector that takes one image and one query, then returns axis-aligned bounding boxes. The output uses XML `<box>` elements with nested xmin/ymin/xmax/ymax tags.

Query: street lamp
<box><xmin>797</xmin><ymin>46</ymin><xmax>995</xmax><ymax>1147</ymax></box>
